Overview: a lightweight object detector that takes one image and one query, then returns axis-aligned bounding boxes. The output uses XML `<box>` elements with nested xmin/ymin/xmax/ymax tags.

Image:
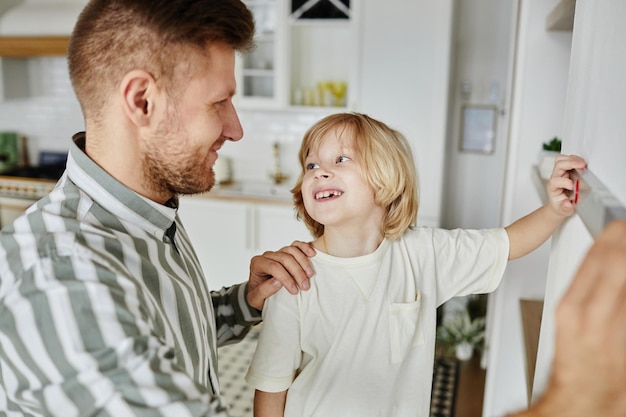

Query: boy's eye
<box><xmin>306</xmin><ymin>162</ymin><xmax>319</xmax><ymax>170</ymax></box>
<box><xmin>337</xmin><ymin>156</ymin><xmax>351</xmax><ymax>163</ymax></box>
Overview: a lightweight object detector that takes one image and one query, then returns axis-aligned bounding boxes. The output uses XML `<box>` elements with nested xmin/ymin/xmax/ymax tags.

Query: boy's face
<box><xmin>301</xmin><ymin>128</ymin><xmax>385</xmax><ymax>230</ymax></box>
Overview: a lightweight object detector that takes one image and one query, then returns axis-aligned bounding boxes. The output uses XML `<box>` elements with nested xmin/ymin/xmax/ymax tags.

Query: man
<box><xmin>0</xmin><ymin>1</ymin><xmax>312</xmax><ymax>416</ymax></box>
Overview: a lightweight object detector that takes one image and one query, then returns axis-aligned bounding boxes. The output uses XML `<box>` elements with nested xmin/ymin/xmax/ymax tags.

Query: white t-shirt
<box><xmin>246</xmin><ymin>227</ymin><xmax>509</xmax><ymax>417</ymax></box>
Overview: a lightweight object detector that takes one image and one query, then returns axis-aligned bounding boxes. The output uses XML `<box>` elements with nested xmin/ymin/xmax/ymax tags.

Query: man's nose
<box><xmin>223</xmin><ymin>101</ymin><xmax>243</xmax><ymax>142</ymax></box>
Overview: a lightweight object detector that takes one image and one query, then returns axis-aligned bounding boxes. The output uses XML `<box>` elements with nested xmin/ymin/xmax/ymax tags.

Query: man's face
<box><xmin>142</xmin><ymin>42</ymin><xmax>243</xmax><ymax>199</ymax></box>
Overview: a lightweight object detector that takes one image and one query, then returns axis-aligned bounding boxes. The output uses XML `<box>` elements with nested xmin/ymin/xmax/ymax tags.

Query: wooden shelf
<box><xmin>0</xmin><ymin>36</ymin><xmax>69</xmax><ymax>57</ymax></box>
<box><xmin>546</xmin><ymin>0</ymin><xmax>576</xmax><ymax>31</ymax></box>
<box><xmin>520</xmin><ymin>299</ymin><xmax>544</xmax><ymax>405</ymax></box>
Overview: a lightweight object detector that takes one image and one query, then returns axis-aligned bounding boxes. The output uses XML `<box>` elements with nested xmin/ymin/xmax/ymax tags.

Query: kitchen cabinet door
<box><xmin>254</xmin><ymin>204</ymin><xmax>311</xmax><ymax>253</ymax></box>
<box><xmin>178</xmin><ymin>197</ymin><xmax>311</xmax><ymax>290</ymax></box>
<box><xmin>178</xmin><ymin>197</ymin><xmax>250</xmax><ymax>290</ymax></box>
<box><xmin>236</xmin><ymin>0</ymin><xmax>287</xmax><ymax>109</ymax></box>
<box><xmin>286</xmin><ymin>9</ymin><xmax>359</xmax><ymax>109</ymax></box>
<box><xmin>235</xmin><ymin>0</ymin><xmax>359</xmax><ymax>110</ymax></box>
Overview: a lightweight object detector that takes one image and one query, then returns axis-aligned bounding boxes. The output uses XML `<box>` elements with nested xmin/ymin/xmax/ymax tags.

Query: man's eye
<box><xmin>215</xmin><ymin>99</ymin><xmax>229</xmax><ymax>109</ymax></box>
<box><xmin>306</xmin><ymin>162</ymin><xmax>319</xmax><ymax>170</ymax></box>
<box><xmin>337</xmin><ymin>156</ymin><xmax>351</xmax><ymax>163</ymax></box>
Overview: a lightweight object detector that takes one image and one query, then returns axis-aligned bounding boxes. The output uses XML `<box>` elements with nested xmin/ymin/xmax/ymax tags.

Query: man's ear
<box><xmin>120</xmin><ymin>69</ymin><xmax>159</xmax><ymax>127</ymax></box>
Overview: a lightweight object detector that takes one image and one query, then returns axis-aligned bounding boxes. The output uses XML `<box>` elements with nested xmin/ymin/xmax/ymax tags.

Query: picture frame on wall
<box><xmin>460</xmin><ymin>105</ymin><xmax>497</xmax><ymax>154</ymax></box>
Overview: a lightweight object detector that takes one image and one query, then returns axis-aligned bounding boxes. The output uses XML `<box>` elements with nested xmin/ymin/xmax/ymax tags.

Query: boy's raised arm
<box><xmin>505</xmin><ymin>154</ymin><xmax>586</xmax><ymax>260</ymax></box>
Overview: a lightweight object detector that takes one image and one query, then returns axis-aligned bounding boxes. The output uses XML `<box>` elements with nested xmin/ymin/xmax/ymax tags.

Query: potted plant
<box><xmin>538</xmin><ymin>136</ymin><xmax>562</xmax><ymax>179</ymax></box>
<box><xmin>437</xmin><ymin>310</ymin><xmax>486</xmax><ymax>361</ymax></box>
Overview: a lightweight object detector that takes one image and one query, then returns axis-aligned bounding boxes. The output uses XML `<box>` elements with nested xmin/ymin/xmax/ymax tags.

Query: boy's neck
<box><xmin>316</xmin><ymin>226</ymin><xmax>384</xmax><ymax>258</ymax></box>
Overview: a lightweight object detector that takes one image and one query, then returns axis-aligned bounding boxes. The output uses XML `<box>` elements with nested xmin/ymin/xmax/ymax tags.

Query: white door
<box><xmin>358</xmin><ymin>0</ymin><xmax>453</xmax><ymax>227</ymax></box>
<box><xmin>531</xmin><ymin>0</ymin><xmax>626</xmax><ymax>403</ymax></box>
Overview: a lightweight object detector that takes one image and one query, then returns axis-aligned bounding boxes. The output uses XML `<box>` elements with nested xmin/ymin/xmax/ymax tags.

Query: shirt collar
<box><xmin>67</xmin><ymin>132</ymin><xmax>177</xmax><ymax>239</ymax></box>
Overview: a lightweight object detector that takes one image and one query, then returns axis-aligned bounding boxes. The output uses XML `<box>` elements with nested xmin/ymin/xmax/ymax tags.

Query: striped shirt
<box><xmin>0</xmin><ymin>133</ymin><xmax>261</xmax><ymax>416</ymax></box>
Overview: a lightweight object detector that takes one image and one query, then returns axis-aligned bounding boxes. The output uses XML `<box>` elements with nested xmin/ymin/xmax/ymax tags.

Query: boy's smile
<box><xmin>314</xmin><ymin>188</ymin><xmax>344</xmax><ymax>200</ymax></box>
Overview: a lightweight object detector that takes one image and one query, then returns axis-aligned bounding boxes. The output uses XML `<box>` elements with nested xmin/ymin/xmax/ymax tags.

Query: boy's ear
<box><xmin>120</xmin><ymin>69</ymin><xmax>159</xmax><ymax>127</ymax></box>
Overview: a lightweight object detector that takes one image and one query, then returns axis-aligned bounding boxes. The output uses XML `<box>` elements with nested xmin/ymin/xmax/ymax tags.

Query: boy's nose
<box><xmin>315</xmin><ymin>168</ymin><xmax>331</xmax><ymax>179</ymax></box>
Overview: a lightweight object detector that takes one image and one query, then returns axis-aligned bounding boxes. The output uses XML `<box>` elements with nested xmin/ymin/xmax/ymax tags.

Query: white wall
<box><xmin>483</xmin><ymin>1</ymin><xmax>572</xmax><ymax>415</ymax></box>
<box><xmin>358</xmin><ymin>0</ymin><xmax>453</xmax><ymax>227</ymax></box>
<box><xmin>0</xmin><ymin>55</ymin><xmax>326</xmax><ymax>188</ymax></box>
<box><xmin>442</xmin><ymin>0</ymin><xmax>514</xmax><ymax>230</ymax></box>
<box><xmin>0</xmin><ymin>57</ymin><xmax>82</xmax><ymax>164</ymax></box>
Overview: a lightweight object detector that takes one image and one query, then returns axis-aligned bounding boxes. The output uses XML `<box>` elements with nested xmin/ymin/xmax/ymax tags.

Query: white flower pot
<box><xmin>538</xmin><ymin>150</ymin><xmax>560</xmax><ymax>180</ymax></box>
<box><xmin>455</xmin><ymin>341</ymin><xmax>474</xmax><ymax>361</ymax></box>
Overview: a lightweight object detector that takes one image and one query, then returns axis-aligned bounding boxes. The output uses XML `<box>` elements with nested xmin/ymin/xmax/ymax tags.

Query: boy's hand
<box><xmin>546</xmin><ymin>154</ymin><xmax>587</xmax><ymax>218</ymax></box>
<box><xmin>505</xmin><ymin>154</ymin><xmax>586</xmax><ymax>260</ymax></box>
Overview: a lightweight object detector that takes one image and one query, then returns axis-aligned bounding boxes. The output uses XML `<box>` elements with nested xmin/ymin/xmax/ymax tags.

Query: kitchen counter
<box><xmin>189</xmin><ymin>181</ymin><xmax>294</xmax><ymax>206</ymax></box>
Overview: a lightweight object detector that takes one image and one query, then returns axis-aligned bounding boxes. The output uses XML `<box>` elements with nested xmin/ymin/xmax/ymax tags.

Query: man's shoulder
<box><xmin>0</xmin><ymin>183</ymin><xmax>123</xmax><ymax>273</ymax></box>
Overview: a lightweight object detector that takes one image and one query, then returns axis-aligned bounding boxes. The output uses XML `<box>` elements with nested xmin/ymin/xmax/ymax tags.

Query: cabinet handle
<box><xmin>252</xmin><ymin>208</ymin><xmax>259</xmax><ymax>251</ymax></box>
<box><xmin>245</xmin><ymin>207</ymin><xmax>252</xmax><ymax>250</ymax></box>
<box><xmin>245</xmin><ymin>206</ymin><xmax>260</xmax><ymax>251</ymax></box>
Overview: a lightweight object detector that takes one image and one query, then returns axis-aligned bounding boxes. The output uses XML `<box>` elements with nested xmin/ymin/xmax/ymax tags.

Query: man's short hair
<box><xmin>68</xmin><ymin>0</ymin><xmax>254</xmax><ymax>122</ymax></box>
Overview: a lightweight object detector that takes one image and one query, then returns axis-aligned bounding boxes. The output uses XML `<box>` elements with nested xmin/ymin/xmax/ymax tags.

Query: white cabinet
<box><xmin>235</xmin><ymin>0</ymin><xmax>359</xmax><ymax>110</ymax></box>
<box><xmin>178</xmin><ymin>196</ymin><xmax>311</xmax><ymax>290</ymax></box>
<box><xmin>237</xmin><ymin>0</ymin><xmax>286</xmax><ymax>108</ymax></box>
<box><xmin>287</xmin><ymin>17</ymin><xmax>358</xmax><ymax>108</ymax></box>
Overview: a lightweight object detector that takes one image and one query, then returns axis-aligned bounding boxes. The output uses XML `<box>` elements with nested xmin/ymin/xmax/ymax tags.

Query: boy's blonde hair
<box><xmin>292</xmin><ymin>113</ymin><xmax>420</xmax><ymax>241</ymax></box>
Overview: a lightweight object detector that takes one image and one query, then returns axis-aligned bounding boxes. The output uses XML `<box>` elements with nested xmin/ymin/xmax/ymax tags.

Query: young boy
<box><xmin>245</xmin><ymin>112</ymin><xmax>585</xmax><ymax>417</ymax></box>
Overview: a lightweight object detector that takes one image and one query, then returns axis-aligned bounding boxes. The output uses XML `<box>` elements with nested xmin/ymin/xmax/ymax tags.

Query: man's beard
<box><xmin>142</xmin><ymin>148</ymin><xmax>216</xmax><ymax>197</ymax></box>
<box><xmin>142</xmin><ymin>114</ymin><xmax>216</xmax><ymax>198</ymax></box>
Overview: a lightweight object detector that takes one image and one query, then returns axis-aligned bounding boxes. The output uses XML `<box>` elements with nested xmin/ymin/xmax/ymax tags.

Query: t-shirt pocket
<box><xmin>389</xmin><ymin>292</ymin><xmax>424</xmax><ymax>364</ymax></box>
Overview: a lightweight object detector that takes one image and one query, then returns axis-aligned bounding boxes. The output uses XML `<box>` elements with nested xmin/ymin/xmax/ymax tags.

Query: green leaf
<box><xmin>437</xmin><ymin>310</ymin><xmax>486</xmax><ymax>350</ymax></box>
<box><xmin>542</xmin><ymin>137</ymin><xmax>562</xmax><ymax>152</ymax></box>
